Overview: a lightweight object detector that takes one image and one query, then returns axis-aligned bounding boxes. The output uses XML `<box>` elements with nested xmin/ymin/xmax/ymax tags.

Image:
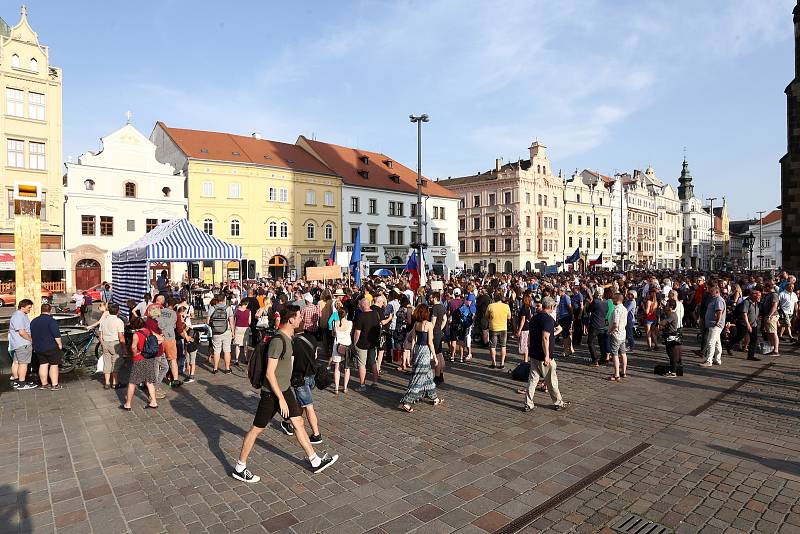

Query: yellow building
<box><xmin>563</xmin><ymin>170</ymin><xmax>614</xmax><ymax>269</ymax></box>
<box><xmin>0</xmin><ymin>6</ymin><xmax>64</xmax><ymax>285</ymax></box>
<box><xmin>151</xmin><ymin>123</ymin><xmax>341</xmax><ymax>280</ymax></box>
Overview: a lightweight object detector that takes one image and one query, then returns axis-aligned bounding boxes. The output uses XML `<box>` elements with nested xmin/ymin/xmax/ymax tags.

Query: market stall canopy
<box><xmin>112</xmin><ymin>218</ymin><xmax>242</xmax><ymax>263</ymax></box>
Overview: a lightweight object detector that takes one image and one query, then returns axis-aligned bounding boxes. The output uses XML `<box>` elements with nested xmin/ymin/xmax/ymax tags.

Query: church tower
<box><xmin>781</xmin><ymin>1</ymin><xmax>800</xmax><ymax>272</ymax></box>
<box><xmin>677</xmin><ymin>158</ymin><xmax>694</xmax><ymax>201</ymax></box>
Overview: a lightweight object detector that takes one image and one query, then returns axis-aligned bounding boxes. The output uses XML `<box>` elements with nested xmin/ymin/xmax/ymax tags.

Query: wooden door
<box><xmin>75</xmin><ymin>259</ymin><xmax>101</xmax><ymax>290</ymax></box>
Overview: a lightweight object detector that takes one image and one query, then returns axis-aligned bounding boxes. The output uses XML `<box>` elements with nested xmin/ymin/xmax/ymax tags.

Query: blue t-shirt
<box><xmin>557</xmin><ymin>294</ymin><xmax>572</xmax><ymax>319</ymax></box>
<box><xmin>30</xmin><ymin>314</ymin><xmax>61</xmax><ymax>353</ymax></box>
<box><xmin>529</xmin><ymin>312</ymin><xmax>555</xmax><ymax>361</ymax></box>
<box><xmin>9</xmin><ymin>310</ymin><xmax>31</xmax><ymax>350</ymax></box>
<box><xmin>571</xmin><ymin>292</ymin><xmax>584</xmax><ymax>311</ymax></box>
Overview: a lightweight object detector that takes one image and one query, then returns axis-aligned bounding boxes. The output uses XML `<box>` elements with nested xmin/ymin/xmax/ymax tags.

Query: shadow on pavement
<box><xmin>0</xmin><ymin>484</ymin><xmax>31</xmax><ymax>534</ymax></box>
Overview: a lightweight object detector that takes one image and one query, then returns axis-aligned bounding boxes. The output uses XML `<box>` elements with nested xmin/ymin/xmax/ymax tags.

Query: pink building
<box><xmin>439</xmin><ymin>141</ymin><xmax>562</xmax><ymax>273</ymax></box>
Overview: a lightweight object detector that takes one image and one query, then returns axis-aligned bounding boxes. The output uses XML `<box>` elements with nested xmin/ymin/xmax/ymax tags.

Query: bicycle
<box><xmin>60</xmin><ymin>328</ymin><xmax>100</xmax><ymax>374</ymax></box>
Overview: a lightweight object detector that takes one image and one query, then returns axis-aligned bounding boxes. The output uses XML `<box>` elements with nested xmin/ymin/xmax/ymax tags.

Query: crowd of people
<box><xmin>7</xmin><ymin>267</ymin><xmax>798</xmax><ymax>480</ymax></box>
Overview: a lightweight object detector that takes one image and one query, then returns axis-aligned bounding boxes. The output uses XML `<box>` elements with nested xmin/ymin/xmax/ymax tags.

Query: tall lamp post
<box><xmin>743</xmin><ymin>231</ymin><xmax>755</xmax><ymax>271</ymax></box>
<box><xmin>756</xmin><ymin>210</ymin><xmax>765</xmax><ymax>270</ymax></box>
<box><xmin>410</xmin><ymin>114</ymin><xmax>429</xmax><ymax>284</ymax></box>
<box><xmin>707</xmin><ymin>197</ymin><xmax>717</xmax><ymax>271</ymax></box>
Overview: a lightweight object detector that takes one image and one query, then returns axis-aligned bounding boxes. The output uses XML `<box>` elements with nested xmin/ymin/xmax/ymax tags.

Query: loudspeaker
<box><xmin>247</xmin><ymin>260</ymin><xmax>257</xmax><ymax>280</ymax></box>
<box><xmin>189</xmin><ymin>262</ymin><xmax>200</xmax><ymax>279</ymax></box>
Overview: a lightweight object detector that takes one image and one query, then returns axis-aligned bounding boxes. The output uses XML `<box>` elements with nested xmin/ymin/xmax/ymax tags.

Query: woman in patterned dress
<box><xmin>399</xmin><ymin>304</ymin><xmax>444</xmax><ymax>413</ymax></box>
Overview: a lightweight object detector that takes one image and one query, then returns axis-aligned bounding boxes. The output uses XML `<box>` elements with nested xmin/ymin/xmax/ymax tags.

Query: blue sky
<box><xmin>18</xmin><ymin>0</ymin><xmax>795</xmax><ymax>219</ymax></box>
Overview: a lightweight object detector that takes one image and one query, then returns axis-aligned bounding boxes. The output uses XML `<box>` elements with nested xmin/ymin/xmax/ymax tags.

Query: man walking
<box><xmin>9</xmin><ymin>299</ymin><xmax>35</xmax><ymax>390</ymax></box>
<box><xmin>701</xmin><ymin>285</ymin><xmax>726</xmax><ymax>367</ymax></box>
<box><xmin>31</xmin><ymin>303</ymin><xmax>63</xmax><ymax>390</ymax></box>
<box><xmin>523</xmin><ymin>297</ymin><xmax>569</xmax><ymax>412</ymax></box>
<box><xmin>279</xmin><ymin>329</ymin><xmax>324</xmax><ymax>445</ymax></box>
<box><xmin>487</xmin><ymin>291</ymin><xmax>511</xmax><ymax>369</ymax></box>
<box><xmin>209</xmin><ymin>295</ymin><xmax>234</xmax><ymax>374</ymax></box>
<box><xmin>556</xmin><ymin>287</ymin><xmax>574</xmax><ymax>355</ymax></box>
<box><xmin>727</xmin><ymin>289</ymin><xmax>761</xmax><ymax>361</ymax></box>
<box><xmin>231</xmin><ymin>305</ymin><xmax>337</xmax><ymax>483</ymax></box>
<box><xmin>761</xmin><ymin>281</ymin><xmax>781</xmax><ymax>356</ymax></box>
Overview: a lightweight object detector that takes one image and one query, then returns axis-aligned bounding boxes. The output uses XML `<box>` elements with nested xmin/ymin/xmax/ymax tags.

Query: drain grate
<box><xmin>609</xmin><ymin>513</ymin><xmax>672</xmax><ymax>534</ymax></box>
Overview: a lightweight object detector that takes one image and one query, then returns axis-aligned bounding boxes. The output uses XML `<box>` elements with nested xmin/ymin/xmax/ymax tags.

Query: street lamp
<box><xmin>707</xmin><ymin>197</ymin><xmax>717</xmax><ymax>271</ymax></box>
<box><xmin>743</xmin><ymin>231</ymin><xmax>755</xmax><ymax>271</ymax></box>
<box><xmin>410</xmin><ymin>113</ymin><xmax>429</xmax><ymax>284</ymax></box>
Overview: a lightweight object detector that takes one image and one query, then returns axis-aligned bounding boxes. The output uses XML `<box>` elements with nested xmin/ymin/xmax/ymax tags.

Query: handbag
<box><xmin>295</xmin><ymin>334</ymin><xmax>332</xmax><ymax>390</ymax></box>
<box><xmin>336</xmin><ymin>343</ymin><xmax>349</xmax><ymax>357</ymax></box>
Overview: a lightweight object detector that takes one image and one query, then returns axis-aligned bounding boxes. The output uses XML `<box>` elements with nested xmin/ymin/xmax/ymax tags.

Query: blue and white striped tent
<box><xmin>111</xmin><ymin>218</ymin><xmax>242</xmax><ymax>317</ymax></box>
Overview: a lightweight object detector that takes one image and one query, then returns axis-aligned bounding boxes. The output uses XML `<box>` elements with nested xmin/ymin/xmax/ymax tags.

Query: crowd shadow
<box><xmin>709</xmin><ymin>444</ymin><xmax>800</xmax><ymax>476</ymax></box>
<box><xmin>0</xmin><ymin>485</ymin><xmax>31</xmax><ymax>534</ymax></box>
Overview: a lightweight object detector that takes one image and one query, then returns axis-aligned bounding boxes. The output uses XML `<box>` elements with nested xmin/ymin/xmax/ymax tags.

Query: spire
<box><xmin>21</xmin><ymin>4</ymin><xmax>27</xmax><ymax>19</ymax></box>
<box><xmin>677</xmin><ymin>157</ymin><xmax>694</xmax><ymax>201</ymax></box>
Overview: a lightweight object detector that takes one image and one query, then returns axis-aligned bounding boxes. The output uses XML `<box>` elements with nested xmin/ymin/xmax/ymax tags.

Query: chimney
<box><xmin>495</xmin><ymin>158</ymin><xmax>502</xmax><ymax>172</ymax></box>
<box><xmin>252</xmin><ymin>132</ymin><xmax>262</xmax><ymax>140</ymax></box>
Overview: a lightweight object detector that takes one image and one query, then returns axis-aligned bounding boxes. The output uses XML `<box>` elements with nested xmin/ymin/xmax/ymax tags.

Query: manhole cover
<box><xmin>608</xmin><ymin>514</ymin><xmax>672</xmax><ymax>534</ymax></box>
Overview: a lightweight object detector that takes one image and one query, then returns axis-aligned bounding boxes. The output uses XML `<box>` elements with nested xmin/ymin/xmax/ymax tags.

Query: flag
<box><xmin>589</xmin><ymin>252</ymin><xmax>603</xmax><ymax>266</ymax></box>
<box><xmin>349</xmin><ymin>230</ymin><xmax>362</xmax><ymax>287</ymax></box>
<box><xmin>565</xmin><ymin>248</ymin><xmax>580</xmax><ymax>264</ymax></box>
<box><xmin>404</xmin><ymin>250</ymin><xmax>420</xmax><ymax>291</ymax></box>
<box><xmin>326</xmin><ymin>240</ymin><xmax>337</xmax><ymax>266</ymax></box>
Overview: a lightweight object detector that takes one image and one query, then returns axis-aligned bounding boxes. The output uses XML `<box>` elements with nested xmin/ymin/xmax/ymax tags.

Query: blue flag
<box><xmin>349</xmin><ymin>229</ymin><xmax>362</xmax><ymax>287</ymax></box>
<box><xmin>565</xmin><ymin>247</ymin><xmax>580</xmax><ymax>264</ymax></box>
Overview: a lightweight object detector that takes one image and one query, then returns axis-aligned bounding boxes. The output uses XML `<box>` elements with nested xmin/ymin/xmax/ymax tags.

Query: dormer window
<box><xmin>359</xmin><ymin>155</ymin><xmax>369</xmax><ymax>165</ymax></box>
<box><xmin>11</xmin><ymin>54</ymin><xmax>19</xmax><ymax>68</ymax></box>
<box><xmin>30</xmin><ymin>58</ymin><xmax>37</xmax><ymax>72</ymax></box>
<box><xmin>389</xmin><ymin>174</ymin><xmax>400</xmax><ymax>184</ymax></box>
<box><xmin>200</xmin><ymin>148</ymin><xmax>209</xmax><ymax>154</ymax></box>
<box><xmin>384</xmin><ymin>160</ymin><xmax>393</xmax><ymax>168</ymax></box>
<box><xmin>84</xmin><ymin>179</ymin><xmax>95</xmax><ymax>191</ymax></box>
<box><xmin>358</xmin><ymin>170</ymin><xmax>369</xmax><ymax>179</ymax></box>
<box><xmin>162</xmin><ymin>187</ymin><xmax>171</xmax><ymax>197</ymax></box>
<box><xmin>420</xmin><ymin>178</ymin><xmax>428</xmax><ymax>186</ymax></box>
<box><xmin>264</xmin><ymin>154</ymin><xmax>272</xmax><ymax>160</ymax></box>
<box><xmin>231</xmin><ymin>151</ymin><xmax>240</xmax><ymax>156</ymax></box>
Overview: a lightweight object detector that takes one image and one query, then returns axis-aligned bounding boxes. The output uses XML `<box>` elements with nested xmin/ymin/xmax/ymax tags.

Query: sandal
<box><xmin>144</xmin><ymin>404</ymin><xmax>158</xmax><ymax>409</ymax></box>
<box><xmin>620</xmin><ymin>373</ymin><xmax>627</xmax><ymax>379</ymax></box>
<box><xmin>607</xmin><ymin>376</ymin><xmax>620</xmax><ymax>381</ymax></box>
<box><xmin>433</xmin><ymin>399</ymin><xmax>444</xmax><ymax>407</ymax></box>
<box><xmin>119</xmin><ymin>405</ymin><xmax>132</xmax><ymax>411</ymax></box>
<box><xmin>399</xmin><ymin>404</ymin><xmax>414</xmax><ymax>413</ymax></box>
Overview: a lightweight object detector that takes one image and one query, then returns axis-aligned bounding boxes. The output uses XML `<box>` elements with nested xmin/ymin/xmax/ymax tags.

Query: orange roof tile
<box><xmin>298</xmin><ymin>136</ymin><xmax>457</xmax><ymax>198</ymax></box>
<box><xmin>755</xmin><ymin>209</ymin><xmax>781</xmax><ymax>225</ymax></box>
<box><xmin>156</xmin><ymin>122</ymin><xmax>337</xmax><ymax>176</ymax></box>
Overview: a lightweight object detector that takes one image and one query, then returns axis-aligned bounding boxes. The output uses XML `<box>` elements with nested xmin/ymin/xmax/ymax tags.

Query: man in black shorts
<box><xmin>31</xmin><ymin>303</ymin><xmax>63</xmax><ymax>390</ymax></box>
<box><xmin>232</xmin><ymin>305</ymin><xmax>338</xmax><ymax>483</ymax></box>
<box><xmin>430</xmin><ymin>291</ymin><xmax>446</xmax><ymax>383</ymax></box>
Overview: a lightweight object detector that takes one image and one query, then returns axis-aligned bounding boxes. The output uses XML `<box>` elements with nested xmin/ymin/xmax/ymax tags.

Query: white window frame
<box><xmin>324</xmin><ymin>223</ymin><xmax>333</xmax><ymax>240</ymax></box>
<box><xmin>29</xmin><ymin>58</ymin><xmax>37</xmax><ymax>72</ymax></box>
<box><xmin>324</xmin><ymin>191</ymin><xmax>334</xmax><ymax>206</ymax></box>
<box><xmin>268</xmin><ymin>187</ymin><xmax>277</xmax><ymax>201</ymax></box>
<box><xmin>229</xmin><ymin>182</ymin><xmax>241</xmax><ymax>198</ymax></box>
<box><xmin>6</xmin><ymin>88</ymin><xmax>23</xmax><ymax>117</ymax></box>
<box><xmin>280</xmin><ymin>221</ymin><xmax>288</xmax><ymax>238</ymax></box>
<box><xmin>306</xmin><ymin>222</ymin><xmax>316</xmax><ymax>240</ymax></box>
<box><xmin>7</xmin><ymin>139</ymin><xmax>24</xmax><ymax>168</ymax></box>
<box><xmin>306</xmin><ymin>190</ymin><xmax>316</xmax><ymax>205</ymax></box>
<box><xmin>269</xmin><ymin>221</ymin><xmax>278</xmax><ymax>238</ymax></box>
<box><xmin>203</xmin><ymin>218</ymin><xmax>214</xmax><ymax>235</ymax></box>
<box><xmin>202</xmin><ymin>181</ymin><xmax>214</xmax><ymax>197</ymax></box>
<box><xmin>11</xmin><ymin>54</ymin><xmax>19</xmax><ymax>68</ymax></box>
<box><xmin>280</xmin><ymin>188</ymin><xmax>288</xmax><ymax>202</ymax></box>
<box><xmin>29</xmin><ymin>142</ymin><xmax>45</xmax><ymax>170</ymax></box>
<box><xmin>230</xmin><ymin>218</ymin><xmax>240</xmax><ymax>237</ymax></box>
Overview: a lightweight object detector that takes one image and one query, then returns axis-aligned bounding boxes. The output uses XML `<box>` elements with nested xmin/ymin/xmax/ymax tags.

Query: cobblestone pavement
<box><xmin>1</xmin><ymin>332</ymin><xmax>798</xmax><ymax>534</ymax></box>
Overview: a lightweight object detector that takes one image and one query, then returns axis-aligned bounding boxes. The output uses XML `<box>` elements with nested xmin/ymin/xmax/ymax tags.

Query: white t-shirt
<box><xmin>133</xmin><ymin>301</ymin><xmax>148</xmax><ymax>318</ymax></box>
<box><xmin>611</xmin><ymin>304</ymin><xmax>628</xmax><ymax>341</ymax></box>
<box><xmin>403</xmin><ymin>289</ymin><xmax>415</xmax><ymax>305</ymax></box>
<box><xmin>779</xmin><ymin>291</ymin><xmax>797</xmax><ymax>315</ymax></box>
<box><xmin>99</xmin><ymin>314</ymin><xmax>125</xmax><ymax>343</ymax></box>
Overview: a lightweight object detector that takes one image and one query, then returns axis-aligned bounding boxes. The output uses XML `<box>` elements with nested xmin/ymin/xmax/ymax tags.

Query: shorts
<box><xmin>234</xmin><ymin>326</ymin><xmax>248</xmax><ymax>346</ymax></box>
<box><xmin>293</xmin><ymin>375</ymin><xmax>316</xmax><ymax>407</ymax></box>
<box><xmin>765</xmin><ymin>315</ymin><xmax>778</xmax><ymax>334</ymax></box>
<box><xmin>350</xmin><ymin>346</ymin><xmax>377</xmax><ymax>369</ymax></box>
<box><xmin>162</xmin><ymin>339</ymin><xmax>178</xmax><ymax>361</ymax></box>
<box><xmin>253</xmin><ymin>388</ymin><xmax>302</xmax><ymax>428</ymax></box>
<box><xmin>558</xmin><ymin>316</ymin><xmax>572</xmax><ymax>332</ymax></box>
<box><xmin>36</xmin><ymin>349</ymin><xmax>63</xmax><ymax>366</ymax></box>
<box><xmin>780</xmin><ymin>314</ymin><xmax>792</xmax><ymax>327</ymax></box>
<box><xmin>433</xmin><ymin>333</ymin><xmax>443</xmax><ymax>354</ymax></box>
<box><xmin>645</xmin><ymin>320</ymin><xmax>655</xmax><ymax>327</ymax></box>
<box><xmin>100</xmin><ymin>341</ymin><xmax>124</xmax><ymax>372</ymax></box>
<box><xmin>518</xmin><ymin>330</ymin><xmax>529</xmax><ymax>355</ymax></box>
<box><xmin>187</xmin><ymin>350</ymin><xmax>198</xmax><ymax>366</ymax></box>
<box><xmin>489</xmin><ymin>330</ymin><xmax>508</xmax><ymax>348</ymax></box>
<box><xmin>609</xmin><ymin>336</ymin><xmax>627</xmax><ymax>356</ymax></box>
<box><xmin>10</xmin><ymin>344</ymin><xmax>32</xmax><ymax>364</ymax></box>
<box><xmin>211</xmin><ymin>330</ymin><xmax>232</xmax><ymax>354</ymax></box>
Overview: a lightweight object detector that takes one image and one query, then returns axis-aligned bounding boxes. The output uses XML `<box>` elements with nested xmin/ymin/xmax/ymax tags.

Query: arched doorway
<box><xmin>75</xmin><ymin>259</ymin><xmax>101</xmax><ymax>290</ymax></box>
<box><xmin>390</xmin><ymin>256</ymin><xmax>403</xmax><ymax>264</ymax></box>
<box><xmin>473</xmin><ymin>263</ymin><xmax>481</xmax><ymax>273</ymax></box>
<box><xmin>303</xmin><ymin>260</ymin><xmax>317</xmax><ymax>276</ymax></box>
<box><xmin>504</xmin><ymin>261</ymin><xmax>513</xmax><ymax>274</ymax></box>
<box><xmin>268</xmin><ymin>255</ymin><xmax>288</xmax><ymax>279</ymax></box>
<box><xmin>525</xmin><ymin>261</ymin><xmax>532</xmax><ymax>273</ymax></box>
<box><xmin>488</xmin><ymin>263</ymin><xmax>497</xmax><ymax>275</ymax></box>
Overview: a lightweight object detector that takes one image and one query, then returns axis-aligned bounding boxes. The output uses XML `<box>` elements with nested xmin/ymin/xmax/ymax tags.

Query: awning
<box><xmin>0</xmin><ymin>249</ymin><xmax>65</xmax><ymax>271</ymax></box>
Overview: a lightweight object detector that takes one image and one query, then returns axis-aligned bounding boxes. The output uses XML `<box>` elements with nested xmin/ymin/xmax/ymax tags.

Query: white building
<box><xmin>296</xmin><ymin>136</ymin><xmax>460</xmax><ymax>271</ymax></box>
<box><xmin>642</xmin><ymin>167</ymin><xmax>682</xmax><ymax>269</ymax></box>
<box><xmin>677</xmin><ymin>158</ymin><xmax>712</xmax><ymax>269</ymax></box>
<box><xmin>749</xmin><ymin>209</ymin><xmax>782</xmax><ymax>270</ymax></box>
<box><xmin>608</xmin><ymin>175</ymin><xmax>631</xmax><ymax>267</ymax></box>
<box><xmin>64</xmin><ymin>120</ymin><xmax>187</xmax><ymax>291</ymax></box>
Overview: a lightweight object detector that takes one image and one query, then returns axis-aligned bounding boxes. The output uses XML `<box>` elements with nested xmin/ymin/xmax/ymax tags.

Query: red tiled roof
<box><xmin>755</xmin><ymin>209</ymin><xmax>781</xmax><ymax>225</ymax></box>
<box><xmin>585</xmin><ymin>169</ymin><xmax>616</xmax><ymax>186</ymax></box>
<box><xmin>156</xmin><ymin>122</ymin><xmax>337</xmax><ymax>176</ymax></box>
<box><xmin>298</xmin><ymin>136</ymin><xmax>457</xmax><ymax>199</ymax></box>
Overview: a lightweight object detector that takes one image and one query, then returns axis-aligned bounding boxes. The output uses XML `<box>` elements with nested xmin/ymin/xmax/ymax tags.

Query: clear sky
<box><xmin>15</xmin><ymin>0</ymin><xmax>795</xmax><ymax>220</ymax></box>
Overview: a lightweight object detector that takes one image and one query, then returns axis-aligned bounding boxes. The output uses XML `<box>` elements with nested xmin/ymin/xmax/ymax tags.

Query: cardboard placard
<box><xmin>430</xmin><ymin>280</ymin><xmax>444</xmax><ymax>291</ymax></box>
<box><xmin>306</xmin><ymin>265</ymin><xmax>342</xmax><ymax>281</ymax></box>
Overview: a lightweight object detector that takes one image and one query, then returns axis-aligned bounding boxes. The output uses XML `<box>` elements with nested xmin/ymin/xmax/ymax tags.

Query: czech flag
<box><xmin>404</xmin><ymin>250</ymin><xmax>420</xmax><ymax>291</ymax></box>
<box><xmin>589</xmin><ymin>252</ymin><xmax>603</xmax><ymax>266</ymax></box>
<box><xmin>326</xmin><ymin>240</ymin><xmax>336</xmax><ymax>266</ymax></box>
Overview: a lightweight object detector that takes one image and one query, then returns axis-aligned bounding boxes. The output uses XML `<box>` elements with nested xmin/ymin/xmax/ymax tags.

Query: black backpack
<box><xmin>293</xmin><ymin>334</ymin><xmax>332</xmax><ymax>391</ymax></box>
<box><xmin>248</xmin><ymin>335</ymin><xmax>286</xmax><ymax>389</ymax></box>
<box><xmin>209</xmin><ymin>306</ymin><xmax>229</xmax><ymax>335</ymax></box>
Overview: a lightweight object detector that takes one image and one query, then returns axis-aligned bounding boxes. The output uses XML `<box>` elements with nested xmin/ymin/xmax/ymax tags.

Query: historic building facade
<box><xmin>749</xmin><ymin>209</ymin><xmax>782</xmax><ymax>269</ymax></box>
<box><xmin>296</xmin><ymin>136</ymin><xmax>459</xmax><ymax>270</ymax></box>
<box><xmin>565</xmin><ymin>170</ymin><xmax>613</xmax><ymax>269</ymax></box>
<box><xmin>441</xmin><ymin>141</ymin><xmax>562</xmax><ymax>273</ymax></box>
<box><xmin>0</xmin><ymin>6</ymin><xmax>64</xmax><ymax>284</ymax></box>
<box><xmin>780</xmin><ymin>2</ymin><xmax>800</xmax><ymax>274</ymax></box>
<box><xmin>151</xmin><ymin>123</ymin><xmax>342</xmax><ymax>280</ymax></box>
<box><xmin>641</xmin><ymin>166</ymin><xmax>682</xmax><ymax>269</ymax></box>
<box><xmin>678</xmin><ymin>158</ymin><xmax>713</xmax><ymax>269</ymax></box>
<box><xmin>64</xmin><ymin>121</ymin><xmax>187</xmax><ymax>291</ymax></box>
